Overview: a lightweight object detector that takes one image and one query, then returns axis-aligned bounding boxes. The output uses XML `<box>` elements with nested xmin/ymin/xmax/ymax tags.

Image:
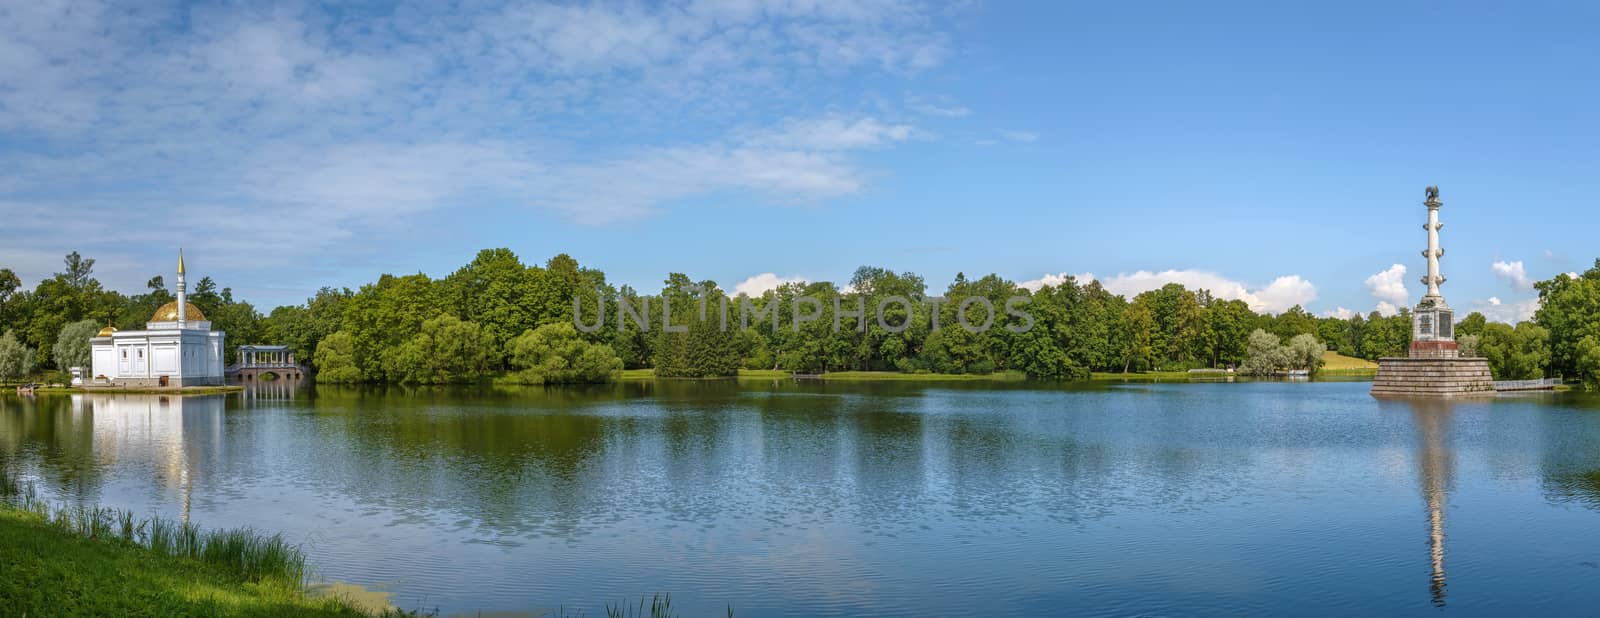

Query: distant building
<box><xmin>89</xmin><ymin>251</ymin><xmax>225</xmax><ymax>387</ymax></box>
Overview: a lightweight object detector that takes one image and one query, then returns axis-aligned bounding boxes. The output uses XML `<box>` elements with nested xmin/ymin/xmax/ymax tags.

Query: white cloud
<box><xmin>907</xmin><ymin>100</ymin><xmax>970</xmax><ymax>117</ymax></box>
<box><xmin>998</xmin><ymin>129</ymin><xmax>1039</xmax><ymax>143</ymax></box>
<box><xmin>1375</xmin><ymin>301</ymin><xmax>1401</xmax><ymax>317</ymax></box>
<box><xmin>1019</xmin><ymin>271</ymin><xmax>1095</xmax><ymax>292</ymax></box>
<box><xmin>1322</xmin><ymin>307</ymin><xmax>1357</xmax><ymax>320</ymax></box>
<box><xmin>1491</xmin><ymin>260</ymin><xmax>1534</xmax><ymax>291</ymax></box>
<box><xmin>1473</xmin><ymin>296</ymin><xmax>1540</xmax><ymax>323</ymax></box>
<box><xmin>734</xmin><ymin>273</ymin><xmax>806</xmax><ymax>296</ymax></box>
<box><xmin>0</xmin><ymin>1</ymin><xmax>958</xmax><ymax>302</ymax></box>
<box><xmin>744</xmin><ymin>115</ymin><xmax>917</xmax><ymax>151</ymax></box>
<box><xmin>1566</xmin><ymin>271</ymin><xmax>1580</xmax><ymax>280</ymax></box>
<box><xmin>1365</xmin><ymin>264</ymin><xmax>1410</xmax><ymax>309</ymax></box>
<box><xmin>1083</xmin><ymin>269</ymin><xmax>1315</xmax><ymax>313</ymax></box>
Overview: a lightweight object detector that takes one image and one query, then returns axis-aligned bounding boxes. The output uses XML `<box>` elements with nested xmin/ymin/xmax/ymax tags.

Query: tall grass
<box><xmin>0</xmin><ymin>465</ymin><xmax>306</xmax><ymax>586</ymax></box>
<box><xmin>607</xmin><ymin>593</ymin><xmax>678</xmax><ymax>618</ymax></box>
<box><xmin>548</xmin><ymin>593</ymin><xmax>733</xmax><ymax>618</ymax></box>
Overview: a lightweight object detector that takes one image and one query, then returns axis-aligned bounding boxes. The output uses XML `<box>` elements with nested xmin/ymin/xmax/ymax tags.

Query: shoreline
<box><xmin>15</xmin><ymin>385</ymin><xmax>245</xmax><ymax>396</ymax></box>
<box><xmin>618</xmin><ymin>368</ymin><xmax>1382</xmax><ymax>382</ymax></box>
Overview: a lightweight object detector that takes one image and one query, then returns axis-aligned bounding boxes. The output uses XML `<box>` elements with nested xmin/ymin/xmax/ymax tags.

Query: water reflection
<box><xmin>0</xmin><ymin>393</ymin><xmax>227</xmax><ymax>524</ymax></box>
<box><xmin>1403</xmin><ymin>399</ymin><xmax>1455</xmax><ymax>607</ymax></box>
<box><xmin>4</xmin><ymin>384</ymin><xmax>1600</xmax><ymax>615</ymax></box>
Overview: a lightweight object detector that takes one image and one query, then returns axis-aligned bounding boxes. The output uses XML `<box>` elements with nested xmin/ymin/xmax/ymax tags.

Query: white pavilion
<box><xmin>89</xmin><ymin>251</ymin><xmax>226</xmax><ymax>387</ymax></box>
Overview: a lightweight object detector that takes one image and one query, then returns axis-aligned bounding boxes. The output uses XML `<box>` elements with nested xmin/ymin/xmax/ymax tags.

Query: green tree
<box><xmin>442</xmin><ymin>248</ymin><xmax>536</xmax><ymax>355</ymax></box>
<box><xmin>265</xmin><ymin>287</ymin><xmax>349</xmax><ymax>367</ymax></box>
<box><xmin>1128</xmin><ymin>284</ymin><xmax>1205</xmax><ymax>368</ymax></box>
<box><xmin>1120</xmin><ymin>302</ymin><xmax>1156</xmax><ymax>372</ymax></box>
<box><xmin>0</xmin><ymin>268</ymin><xmax>19</xmax><ymax>314</ymax></box>
<box><xmin>26</xmin><ymin>252</ymin><xmax>113</xmax><ymax>368</ymax></box>
<box><xmin>1341</xmin><ymin>313</ymin><xmax>1368</xmax><ymax>358</ymax></box>
<box><xmin>312</xmin><ymin>331</ymin><xmax>363</xmax><ymax>383</ymax></box>
<box><xmin>1241</xmin><ymin>329</ymin><xmax>1288</xmax><ymax>376</ymax></box>
<box><xmin>1457</xmin><ymin>334</ymin><xmax>1481</xmax><ymax>358</ymax></box>
<box><xmin>1478</xmin><ymin>322</ymin><xmax>1550</xmax><ymax>380</ymax></box>
<box><xmin>381</xmin><ymin>314</ymin><xmax>497</xmax><ymax>384</ymax></box>
<box><xmin>609</xmin><ymin>286</ymin><xmax>654</xmax><ymax>368</ymax></box>
<box><xmin>1270</xmin><ymin>305</ymin><xmax>1317</xmax><ymax>340</ymax></box>
<box><xmin>1286</xmin><ymin>333</ymin><xmax>1327</xmax><ymax>374</ymax></box>
<box><xmin>0</xmin><ymin>331</ymin><xmax>35</xmax><ymax>380</ymax></box>
<box><xmin>653</xmin><ymin>275</ymin><xmax>741</xmax><ymax>377</ymax></box>
<box><xmin>342</xmin><ymin>273</ymin><xmax>442</xmax><ymax>379</ymax></box>
<box><xmin>1204</xmin><ymin>299</ymin><xmax>1255</xmax><ymax>368</ymax></box>
<box><xmin>1575</xmin><ymin>335</ymin><xmax>1600</xmax><ymax>391</ymax></box>
<box><xmin>505</xmin><ymin>322</ymin><xmax>623</xmax><ymax>384</ymax></box>
<box><xmin>51</xmin><ymin>319</ymin><xmax>101</xmax><ymax>371</ymax></box>
<box><xmin>1535</xmin><ymin>264</ymin><xmax>1600</xmax><ymax>380</ymax></box>
<box><xmin>1314</xmin><ymin>317</ymin><xmax>1346</xmax><ymax>353</ymax></box>
<box><xmin>1456</xmin><ymin>312</ymin><xmax>1487</xmax><ymax>339</ymax></box>
<box><xmin>1360</xmin><ymin>309</ymin><xmax>1412</xmax><ymax>360</ymax></box>
<box><xmin>1077</xmin><ymin>281</ymin><xmax>1129</xmax><ymax>371</ymax></box>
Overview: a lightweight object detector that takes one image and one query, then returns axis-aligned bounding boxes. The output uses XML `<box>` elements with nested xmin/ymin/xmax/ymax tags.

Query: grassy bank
<box><xmin>0</xmin><ymin>465</ymin><xmax>402</xmax><ymax>617</ymax></box>
<box><xmin>805</xmin><ymin>370</ymin><xmax>1028</xmax><ymax>381</ymax></box>
<box><xmin>16</xmin><ymin>385</ymin><xmax>246</xmax><ymax>395</ymax></box>
<box><xmin>1319</xmin><ymin>351</ymin><xmax>1378</xmax><ymax>377</ymax></box>
<box><xmin>0</xmin><ymin>470</ymin><xmax>390</xmax><ymax>614</ymax></box>
<box><xmin>1089</xmin><ymin>371</ymin><xmax>1197</xmax><ymax>381</ymax></box>
<box><xmin>621</xmin><ymin>368</ymin><xmax>1029</xmax><ymax>381</ymax></box>
<box><xmin>0</xmin><ymin>509</ymin><xmax>381</xmax><ymax>617</ymax></box>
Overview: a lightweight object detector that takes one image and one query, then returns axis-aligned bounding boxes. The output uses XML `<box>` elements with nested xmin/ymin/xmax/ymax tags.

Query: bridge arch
<box><xmin>228</xmin><ymin>345</ymin><xmax>309</xmax><ymax>382</ymax></box>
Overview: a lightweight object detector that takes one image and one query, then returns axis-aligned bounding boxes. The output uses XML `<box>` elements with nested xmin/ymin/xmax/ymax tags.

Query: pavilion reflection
<box><xmin>69</xmin><ymin>393</ymin><xmax>226</xmax><ymax>523</ymax></box>
<box><xmin>238</xmin><ymin>377</ymin><xmax>308</xmax><ymax>405</ymax></box>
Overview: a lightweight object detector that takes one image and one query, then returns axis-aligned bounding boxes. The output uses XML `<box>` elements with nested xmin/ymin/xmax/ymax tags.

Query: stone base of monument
<box><xmin>1371</xmin><ymin>356</ymin><xmax>1496</xmax><ymax>398</ymax></box>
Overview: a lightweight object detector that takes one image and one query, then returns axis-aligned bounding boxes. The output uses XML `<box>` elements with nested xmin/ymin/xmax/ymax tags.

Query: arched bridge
<box><xmin>226</xmin><ymin>345</ymin><xmax>309</xmax><ymax>381</ymax></box>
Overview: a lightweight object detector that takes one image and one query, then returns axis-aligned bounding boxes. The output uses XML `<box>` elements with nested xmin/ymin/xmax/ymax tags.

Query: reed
<box><xmin>0</xmin><ymin>471</ymin><xmax>308</xmax><ymax>586</ymax></box>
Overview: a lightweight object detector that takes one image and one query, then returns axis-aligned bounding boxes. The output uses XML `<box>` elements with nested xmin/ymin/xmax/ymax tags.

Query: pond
<box><xmin>4</xmin><ymin>380</ymin><xmax>1600</xmax><ymax>616</ymax></box>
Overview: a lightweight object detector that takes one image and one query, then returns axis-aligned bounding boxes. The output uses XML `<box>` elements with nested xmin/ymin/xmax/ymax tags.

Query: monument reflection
<box><xmin>1393</xmin><ymin>398</ymin><xmax>1457</xmax><ymax>608</ymax></box>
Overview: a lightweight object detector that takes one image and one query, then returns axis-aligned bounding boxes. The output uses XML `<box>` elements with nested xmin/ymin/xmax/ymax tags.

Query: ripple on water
<box><xmin>7</xmin><ymin>383</ymin><xmax>1600</xmax><ymax>615</ymax></box>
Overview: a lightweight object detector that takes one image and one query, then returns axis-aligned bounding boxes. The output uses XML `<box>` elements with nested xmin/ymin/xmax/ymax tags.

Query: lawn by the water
<box><xmin>0</xmin><ymin>509</ymin><xmax>375</xmax><ymax>617</ymax></box>
<box><xmin>1320</xmin><ymin>351</ymin><xmax>1378</xmax><ymax>375</ymax></box>
<box><xmin>622</xmin><ymin>351</ymin><xmax>1377</xmax><ymax>382</ymax></box>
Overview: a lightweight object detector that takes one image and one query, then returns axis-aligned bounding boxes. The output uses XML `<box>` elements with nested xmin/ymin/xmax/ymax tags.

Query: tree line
<box><xmin>3</xmin><ymin>250</ymin><xmax>1599</xmax><ymax>388</ymax></box>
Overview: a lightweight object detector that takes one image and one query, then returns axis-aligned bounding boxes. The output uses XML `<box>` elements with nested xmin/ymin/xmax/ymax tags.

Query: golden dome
<box><xmin>96</xmin><ymin>326</ymin><xmax>118</xmax><ymax>337</ymax></box>
<box><xmin>151</xmin><ymin>301</ymin><xmax>206</xmax><ymax>322</ymax></box>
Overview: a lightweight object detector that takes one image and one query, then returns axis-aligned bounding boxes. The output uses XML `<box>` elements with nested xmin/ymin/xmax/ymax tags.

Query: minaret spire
<box><xmin>176</xmin><ymin>248</ymin><xmax>188</xmax><ymax>329</ymax></box>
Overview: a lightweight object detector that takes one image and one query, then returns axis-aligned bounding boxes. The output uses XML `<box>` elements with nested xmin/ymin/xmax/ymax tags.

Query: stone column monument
<box><xmin>1371</xmin><ymin>187</ymin><xmax>1496</xmax><ymax>397</ymax></box>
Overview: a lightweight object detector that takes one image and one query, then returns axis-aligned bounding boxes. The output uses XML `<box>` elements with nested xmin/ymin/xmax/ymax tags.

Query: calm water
<box><xmin>4</xmin><ymin>380</ymin><xmax>1600</xmax><ymax>616</ymax></box>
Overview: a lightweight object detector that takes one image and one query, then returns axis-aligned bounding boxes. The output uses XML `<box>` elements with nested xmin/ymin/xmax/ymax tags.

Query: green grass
<box><xmin>0</xmin><ymin>465</ymin><xmax>420</xmax><ymax>617</ymax></box>
<box><xmin>807</xmin><ymin>370</ymin><xmax>1029</xmax><ymax>381</ymax></box>
<box><xmin>20</xmin><ymin>385</ymin><xmax>246</xmax><ymax>395</ymax></box>
<box><xmin>0</xmin><ymin>508</ymin><xmax>384</xmax><ymax>617</ymax></box>
<box><xmin>1090</xmin><ymin>371</ymin><xmax>1198</xmax><ymax>381</ymax></box>
<box><xmin>733</xmin><ymin>369</ymin><xmax>791</xmax><ymax>379</ymax></box>
<box><xmin>1321</xmin><ymin>350</ymin><xmax>1378</xmax><ymax>371</ymax></box>
<box><xmin>622</xmin><ymin>368</ymin><xmax>1030</xmax><ymax>381</ymax></box>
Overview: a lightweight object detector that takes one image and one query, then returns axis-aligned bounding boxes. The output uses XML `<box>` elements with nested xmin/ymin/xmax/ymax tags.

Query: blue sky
<box><xmin>2</xmin><ymin>0</ymin><xmax>1595</xmax><ymax>322</ymax></box>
